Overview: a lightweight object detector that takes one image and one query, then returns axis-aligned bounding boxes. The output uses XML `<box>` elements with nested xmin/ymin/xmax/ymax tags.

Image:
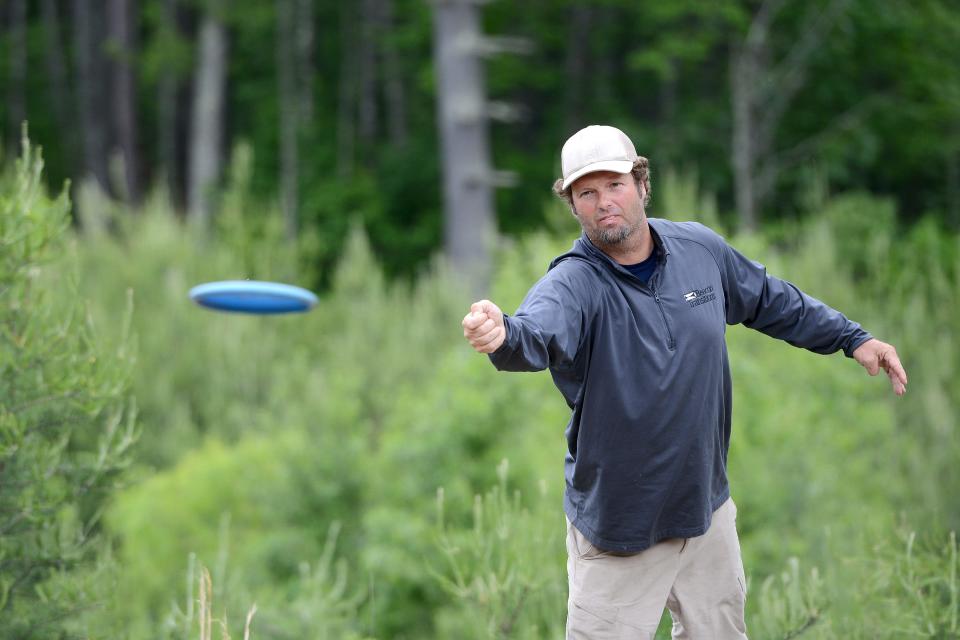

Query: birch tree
<box><xmin>187</xmin><ymin>2</ymin><xmax>229</xmax><ymax>229</ymax></box>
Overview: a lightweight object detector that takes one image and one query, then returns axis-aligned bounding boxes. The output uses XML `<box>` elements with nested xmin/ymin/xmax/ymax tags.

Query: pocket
<box><xmin>571</xmin><ymin>522</ymin><xmax>607</xmax><ymax>559</ymax></box>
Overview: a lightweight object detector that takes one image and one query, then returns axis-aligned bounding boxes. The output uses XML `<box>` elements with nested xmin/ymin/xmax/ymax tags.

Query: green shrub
<box><xmin>0</xmin><ymin>135</ymin><xmax>136</xmax><ymax>636</ymax></box>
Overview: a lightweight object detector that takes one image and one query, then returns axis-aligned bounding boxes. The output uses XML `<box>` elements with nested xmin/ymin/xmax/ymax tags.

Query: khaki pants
<box><xmin>566</xmin><ymin>498</ymin><xmax>748</xmax><ymax>639</ymax></box>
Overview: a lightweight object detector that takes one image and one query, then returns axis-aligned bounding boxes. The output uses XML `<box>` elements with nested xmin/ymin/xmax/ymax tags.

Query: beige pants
<box><xmin>566</xmin><ymin>498</ymin><xmax>748</xmax><ymax>639</ymax></box>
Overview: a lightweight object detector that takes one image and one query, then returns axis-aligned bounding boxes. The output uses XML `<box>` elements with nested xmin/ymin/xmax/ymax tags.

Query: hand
<box><xmin>852</xmin><ymin>338</ymin><xmax>908</xmax><ymax>396</ymax></box>
<box><xmin>462</xmin><ymin>299</ymin><xmax>506</xmax><ymax>354</ymax></box>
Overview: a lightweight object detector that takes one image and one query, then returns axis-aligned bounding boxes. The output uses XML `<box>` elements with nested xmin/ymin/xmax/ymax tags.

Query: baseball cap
<box><xmin>560</xmin><ymin>125</ymin><xmax>638</xmax><ymax>189</ymax></box>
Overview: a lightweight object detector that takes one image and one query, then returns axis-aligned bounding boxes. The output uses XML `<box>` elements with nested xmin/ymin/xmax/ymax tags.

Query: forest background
<box><xmin>2</xmin><ymin>0</ymin><xmax>959</xmax><ymax>638</ymax></box>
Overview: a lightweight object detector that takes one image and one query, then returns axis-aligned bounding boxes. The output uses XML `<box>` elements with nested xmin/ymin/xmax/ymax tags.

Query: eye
<box><xmin>577</xmin><ymin>189</ymin><xmax>595</xmax><ymax>198</ymax></box>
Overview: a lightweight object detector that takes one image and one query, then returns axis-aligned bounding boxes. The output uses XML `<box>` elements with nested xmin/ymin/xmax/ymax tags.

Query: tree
<box><xmin>108</xmin><ymin>0</ymin><xmax>142</xmax><ymax>204</ymax></box>
<box><xmin>730</xmin><ymin>0</ymin><xmax>851</xmax><ymax>231</ymax></box>
<box><xmin>0</xmin><ymin>135</ymin><xmax>136</xmax><ymax>636</ymax></box>
<box><xmin>70</xmin><ymin>0</ymin><xmax>111</xmax><ymax>194</ymax></box>
<box><xmin>187</xmin><ymin>1</ymin><xmax>229</xmax><ymax>229</ymax></box>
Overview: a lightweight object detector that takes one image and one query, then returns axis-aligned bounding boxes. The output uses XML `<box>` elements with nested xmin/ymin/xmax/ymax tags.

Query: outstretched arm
<box><xmin>852</xmin><ymin>338</ymin><xmax>908</xmax><ymax>396</ymax></box>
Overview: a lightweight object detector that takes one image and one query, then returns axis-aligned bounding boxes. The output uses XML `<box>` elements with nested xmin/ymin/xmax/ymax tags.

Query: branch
<box><xmin>761</xmin><ymin>0</ymin><xmax>852</xmax><ymax>132</ymax></box>
<box><xmin>755</xmin><ymin>94</ymin><xmax>883</xmax><ymax>201</ymax></box>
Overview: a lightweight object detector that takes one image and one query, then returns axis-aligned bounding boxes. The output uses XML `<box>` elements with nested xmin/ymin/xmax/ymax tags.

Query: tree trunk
<box><xmin>562</xmin><ymin>4</ymin><xmax>592</xmax><ymax>133</ymax></box>
<box><xmin>336</xmin><ymin>5</ymin><xmax>356</xmax><ymax>177</ymax></box>
<box><xmin>5</xmin><ymin>0</ymin><xmax>27</xmax><ymax>152</ymax></box>
<box><xmin>433</xmin><ymin>0</ymin><xmax>497</xmax><ymax>294</ymax></box>
<box><xmin>379</xmin><ymin>0</ymin><xmax>408</xmax><ymax>148</ymax></box>
<box><xmin>108</xmin><ymin>0</ymin><xmax>141</xmax><ymax>204</ymax></box>
<box><xmin>71</xmin><ymin>0</ymin><xmax>111</xmax><ymax>193</ymax></box>
<box><xmin>187</xmin><ymin>8</ymin><xmax>228</xmax><ymax>229</ymax></box>
<box><xmin>947</xmin><ymin>149</ymin><xmax>960</xmax><ymax>230</ymax></box>
<box><xmin>277</xmin><ymin>0</ymin><xmax>299</xmax><ymax>240</ymax></box>
<box><xmin>157</xmin><ymin>0</ymin><xmax>182</xmax><ymax>207</ymax></box>
<box><xmin>658</xmin><ymin>58</ymin><xmax>678</xmax><ymax>165</ymax></box>
<box><xmin>41</xmin><ymin>0</ymin><xmax>74</xmax><ymax>165</ymax></box>
<box><xmin>295</xmin><ymin>0</ymin><xmax>314</xmax><ymax>126</ymax></box>
<box><xmin>730</xmin><ymin>45</ymin><xmax>758</xmax><ymax>232</ymax></box>
<box><xmin>357</xmin><ymin>0</ymin><xmax>379</xmax><ymax>153</ymax></box>
<box><xmin>730</xmin><ymin>0</ymin><xmax>849</xmax><ymax>232</ymax></box>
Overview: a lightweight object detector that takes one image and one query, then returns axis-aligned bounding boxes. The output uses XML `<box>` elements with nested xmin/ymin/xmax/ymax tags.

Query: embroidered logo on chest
<box><xmin>682</xmin><ymin>285</ymin><xmax>717</xmax><ymax>308</ymax></box>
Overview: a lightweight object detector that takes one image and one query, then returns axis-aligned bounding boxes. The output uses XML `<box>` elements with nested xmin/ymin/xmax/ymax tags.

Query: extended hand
<box><xmin>853</xmin><ymin>338</ymin><xmax>908</xmax><ymax>396</ymax></box>
<box><xmin>462</xmin><ymin>299</ymin><xmax>506</xmax><ymax>354</ymax></box>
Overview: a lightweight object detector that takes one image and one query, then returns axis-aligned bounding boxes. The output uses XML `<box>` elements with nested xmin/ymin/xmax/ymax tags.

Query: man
<box><xmin>461</xmin><ymin>125</ymin><xmax>908</xmax><ymax>639</ymax></box>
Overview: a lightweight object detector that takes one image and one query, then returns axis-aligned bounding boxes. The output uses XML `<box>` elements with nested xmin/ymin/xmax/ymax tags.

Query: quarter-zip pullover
<box><xmin>489</xmin><ymin>219</ymin><xmax>872</xmax><ymax>553</ymax></box>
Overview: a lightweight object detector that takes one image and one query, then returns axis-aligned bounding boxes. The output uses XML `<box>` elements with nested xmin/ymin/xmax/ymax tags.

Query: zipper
<box><xmin>651</xmin><ymin>279</ymin><xmax>676</xmax><ymax>351</ymax></box>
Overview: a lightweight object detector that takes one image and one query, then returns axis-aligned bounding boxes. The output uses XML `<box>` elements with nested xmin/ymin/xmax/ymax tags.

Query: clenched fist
<box><xmin>462</xmin><ymin>299</ymin><xmax>506</xmax><ymax>354</ymax></box>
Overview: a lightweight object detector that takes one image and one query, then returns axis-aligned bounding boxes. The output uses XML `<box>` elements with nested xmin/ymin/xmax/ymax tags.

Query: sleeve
<box><xmin>717</xmin><ymin>238</ymin><xmax>872</xmax><ymax>357</ymax></box>
<box><xmin>487</xmin><ymin>265</ymin><xmax>590</xmax><ymax>372</ymax></box>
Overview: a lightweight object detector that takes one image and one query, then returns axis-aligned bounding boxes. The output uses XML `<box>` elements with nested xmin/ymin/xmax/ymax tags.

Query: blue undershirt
<box><xmin>623</xmin><ymin>246</ymin><xmax>659</xmax><ymax>284</ymax></box>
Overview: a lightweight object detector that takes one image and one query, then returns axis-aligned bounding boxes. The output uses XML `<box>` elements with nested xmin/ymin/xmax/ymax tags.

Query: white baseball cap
<box><xmin>560</xmin><ymin>125</ymin><xmax>638</xmax><ymax>189</ymax></box>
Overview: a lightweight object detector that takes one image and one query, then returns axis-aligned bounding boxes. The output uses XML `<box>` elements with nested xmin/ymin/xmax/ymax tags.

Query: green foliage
<box><xmin>0</xmin><ymin>136</ymin><xmax>136</xmax><ymax>635</ymax></box>
<box><xmin>10</xmin><ymin>159</ymin><xmax>958</xmax><ymax>636</ymax></box>
<box><xmin>431</xmin><ymin>460</ymin><xmax>566</xmax><ymax>639</ymax></box>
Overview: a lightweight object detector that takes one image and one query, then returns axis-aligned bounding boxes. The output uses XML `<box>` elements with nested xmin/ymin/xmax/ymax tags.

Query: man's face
<box><xmin>570</xmin><ymin>171</ymin><xmax>646</xmax><ymax>249</ymax></box>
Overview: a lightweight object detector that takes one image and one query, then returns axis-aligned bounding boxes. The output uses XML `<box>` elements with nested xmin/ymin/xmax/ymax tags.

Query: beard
<box><xmin>585</xmin><ymin>219</ymin><xmax>640</xmax><ymax>248</ymax></box>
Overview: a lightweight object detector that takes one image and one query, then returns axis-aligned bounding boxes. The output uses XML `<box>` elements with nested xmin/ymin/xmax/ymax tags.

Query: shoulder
<box><xmin>543</xmin><ymin>255</ymin><xmax>602</xmax><ymax>294</ymax></box>
<box><xmin>649</xmin><ymin>218</ymin><xmax>728</xmax><ymax>258</ymax></box>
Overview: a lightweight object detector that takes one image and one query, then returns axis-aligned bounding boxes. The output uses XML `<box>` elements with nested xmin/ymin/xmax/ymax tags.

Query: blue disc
<box><xmin>189</xmin><ymin>280</ymin><xmax>318</xmax><ymax>315</ymax></box>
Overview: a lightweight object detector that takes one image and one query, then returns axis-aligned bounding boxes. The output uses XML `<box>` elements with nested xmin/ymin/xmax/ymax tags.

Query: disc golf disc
<box><xmin>189</xmin><ymin>280</ymin><xmax>318</xmax><ymax>315</ymax></box>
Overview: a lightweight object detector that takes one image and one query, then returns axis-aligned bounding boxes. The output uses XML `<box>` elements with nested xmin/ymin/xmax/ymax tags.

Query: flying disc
<box><xmin>189</xmin><ymin>280</ymin><xmax>318</xmax><ymax>314</ymax></box>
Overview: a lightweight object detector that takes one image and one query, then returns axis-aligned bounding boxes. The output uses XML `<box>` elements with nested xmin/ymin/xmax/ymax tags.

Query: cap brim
<box><xmin>562</xmin><ymin>159</ymin><xmax>634</xmax><ymax>189</ymax></box>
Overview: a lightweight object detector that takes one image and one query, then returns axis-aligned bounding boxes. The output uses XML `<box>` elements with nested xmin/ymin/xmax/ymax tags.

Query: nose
<box><xmin>598</xmin><ymin>188</ymin><xmax>615</xmax><ymax>210</ymax></box>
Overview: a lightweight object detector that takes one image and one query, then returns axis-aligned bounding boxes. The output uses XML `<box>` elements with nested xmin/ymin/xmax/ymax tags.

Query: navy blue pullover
<box><xmin>489</xmin><ymin>219</ymin><xmax>872</xmax><ymax>553</ymax></box>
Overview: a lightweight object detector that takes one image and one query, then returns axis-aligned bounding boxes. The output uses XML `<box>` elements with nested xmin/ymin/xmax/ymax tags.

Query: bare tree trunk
<box><xmin>563</xmin><ymin>4</ymin><xmax>592</xmax><ymax>133</ymax></box>
<box><xmin>108</xmin><ymin>0</ymin><xmax>142</xmax><ymax>204</ymax></box>
<box><xmin>277</xmin><ymin>0</ymin><xmax>299</xmax><ymax>240</ymax></box>
<box><xmin>157</xmin><ymin>0</ymin><xmax>181</xmax><ymax>206</ymax></box>
<box><xmin>336</xmin><ymin>5</ymin><xmax>356</xmax><ymax>177</ymax></box>
<box><xmin>658</xmin><ymin>58</ymin><xmax>678</xmax><ymax>165</ymax></box>
<box><xmin>41</xmin><ymin>0</ymin><xmax>74</xmax><ymax>163</ymax></box>
<box><xmin>730</xmin><ymin>46</ymin><xmax>758</xmax><ymax>232</ymax></box>
<box><xmin>295</xmin><ymin>0</ymin><xmax>314</xmax><ymax>125</ymax></box>
<box><xmin>357</xmin><ymin>0</ymin><xmax>379</xmax><ymax>153</ymax></box>
<box><xmin>379</xmin><ymin>0</ymin><xmax>408</xmax><ymax>147</ymax></box>
<box><xmin>947</xmin><ymin>149</ymin><xmax>960</xmax><ymax>229</ymax></box>
<box><xmin>188</xmin><ymin>8</ymin><xmax>228</xmax><ymax>229</ymax></box>
<box><xmin>71</xmin><ymin>0</ymin><xmax>111</xmax><ymax>193</ymax></box>
<box><xmin>433</xmin><ymin>0</ymin><xmax>497</xmax><ymax>293</ymax></box>
<box><xmin>5</xmin><ymin>0</ymin><xmax>27</xmax><ymax>151</ymax></box>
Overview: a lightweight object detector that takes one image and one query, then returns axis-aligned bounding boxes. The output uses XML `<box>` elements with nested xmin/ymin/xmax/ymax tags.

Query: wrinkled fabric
<box><xmin>490</xmin><ymin>219</ymin><xmax>871</xmax><ymax>552</ymax></box>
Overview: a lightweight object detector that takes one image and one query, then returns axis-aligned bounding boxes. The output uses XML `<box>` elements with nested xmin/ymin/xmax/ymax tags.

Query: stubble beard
<box><xmin>582</xmin><ymin>217</ymin><xmax>643</xmax><ymax>251</ymax></box>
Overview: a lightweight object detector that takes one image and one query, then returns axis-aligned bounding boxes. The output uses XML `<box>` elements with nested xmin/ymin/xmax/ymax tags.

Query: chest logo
<box><xmin>683</xmin><ymin>285</ymin><xmax>717</xmax><ymax>308</ymax></box>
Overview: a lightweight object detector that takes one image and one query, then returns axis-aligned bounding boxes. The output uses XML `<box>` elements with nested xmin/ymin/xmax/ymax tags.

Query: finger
<box><xmin>471</xmin><ymin>300</ymin><xmax>492</xmax><ymax>314</ymax></box>
<box><xmin>476</xmin><ymin>327</ymin><xmax>505</xmax><ymax>353</ymax></box>
<box><xmin>473</xmin><ymin>317</ymin><xmax>495</xmax><ymax>336</ymax></box>
<box><xmin>864</xmin><ymin>356</ymin><xmax>880</xmax><ymax>376</ymax></box>
<box><xmin>472</xmin><ymin>325</ymin><xmax>501</xmax><ymax>347</ymax></box>
<box><xmin>885</xmin><ymin>366</ymin><xmax>906</xmax><ymax>396</ymax></box>
<box><xmin>464</xmin><ymin>317</ymin><xmax>495</xmax><ymax>339</ymax></box>
<box><xmin>882</xmin><ymin>352</ymin><xmax>908</xmax><ymax>387</ymax></box>
<box><xmin>462</xmin><ymin>311</ymin><xmax>486</xmax><ymax>331</ymax></box>
<box><xmin>880</xmin><ymin>353</ymin><xmax>908</xmax><ymax>396</ymax></box>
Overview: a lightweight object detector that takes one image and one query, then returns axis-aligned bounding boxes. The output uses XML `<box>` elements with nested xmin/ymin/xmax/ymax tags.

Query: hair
<box><xmin>552</xmin><ymin>156</ymin><xmax>651</xmax><ymax>210</ymax></box>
